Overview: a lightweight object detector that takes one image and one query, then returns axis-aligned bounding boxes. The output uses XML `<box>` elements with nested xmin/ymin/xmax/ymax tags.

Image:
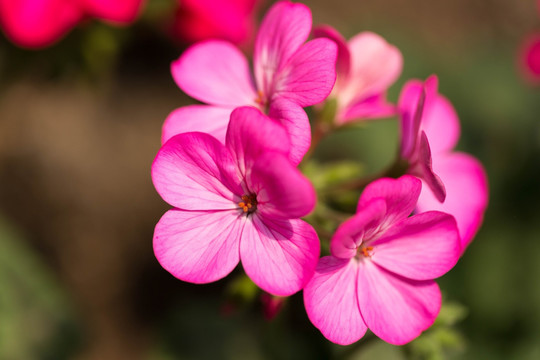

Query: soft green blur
<box><xmin>1</xmin><ymin>0</ymin><xmax>539</xmax><ymax>359</ymax></box>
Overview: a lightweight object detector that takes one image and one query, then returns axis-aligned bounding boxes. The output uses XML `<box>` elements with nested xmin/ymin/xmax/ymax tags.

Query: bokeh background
<box><xmin>1</xmin><ymin>0</ymin><xmax>539</xmax><ymax>359</ymax></box>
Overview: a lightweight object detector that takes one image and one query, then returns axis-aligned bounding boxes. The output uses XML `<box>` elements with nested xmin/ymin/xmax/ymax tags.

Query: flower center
<box><xmin>238</xmin><ymin>194</ymin><xmax>257</xmax><ymax>214</ymax></box>
<box><xmin>254</xmin><ymin>90</ymin><xmax>267</xmax><ymax>107</ymax></box>
<box><xmin>358</xmin><ymin>246</ymin><xmax>374</xmax><ymax>258</ymax></box>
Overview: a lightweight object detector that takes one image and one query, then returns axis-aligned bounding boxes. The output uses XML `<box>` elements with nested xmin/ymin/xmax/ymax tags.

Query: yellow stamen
<box><xmin>360</xmin><ymin>246</ymin><xmax>374</xmax><ymax>258</ymax></box>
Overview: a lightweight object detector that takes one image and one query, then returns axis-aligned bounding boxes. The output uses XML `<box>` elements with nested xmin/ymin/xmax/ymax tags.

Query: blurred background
<box><xmin>1</xmin><ymin>0</ymin><xmax>539</xmax><ymax>359</ymax></box>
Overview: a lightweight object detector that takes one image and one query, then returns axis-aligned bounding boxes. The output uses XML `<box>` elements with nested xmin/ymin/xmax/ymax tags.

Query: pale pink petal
<box><xmin>152</xmin><ymin>132</ymin><xmax>241</xmax><ymax>210</ymax></box>
<box><xmin>273</xmin><ymin>38</ymin><xmax>338</xmax><ymax>107</ymax></box>
<box><xmin>304</xmin><ymin>257</ymin><xmax>367</xmax><ymax>345</ymax></box>
<box><xmin>398</xmin><ymin>80</ymin><xmax>424</xmax><ymax>159</ymax></box>
<box><xmin>225</xmin><ymin>106</ymin><xmax>290</xmax><ymax>179</ymax></box>
<box><xmin>161</xmin><ymin>105</ymin><xmax>233</xmax><ymax>145</ymax></box>
<box><xmin>370</xmin><ymin>211</ymin><xmax>460</xmax><ymax>280</ymax></box>
<box><xmin>0</xmin><ymin>0</ymin><xmax>82</xmax><ymax>48</ymax></box>
<box><xmin>254</xmin><ymin>1</ymin><xmax>312</xmax><ymax>96</ymax></box>
<box><xmin>416</xmin><ymin>153</ymin><xmax>488</xmax><ymax>250</ymax></box>
<box><xmin>421</xmin><ymin>94</ymin><xmax>460</xmax><ymax>155</ymax></box>
<box><xmin>409</xmin><ymin>132</ymin><xmax>446</xmax><ymax>203</ymax></box>
<box><xmin>240</xmin><ymin>216</ymin><xmax>320</xmax><ymax>296</ymax></box>
<box><xmin>154</xmin><ymin>209</ymin><xmax>242</xmax><ymax>283</ymax></box>
<box><xmin>357</xmin><ymin>175</ymin><xmax>421</xmax><ymax>225</ymax></box>
<box><xmin>338</xmin><ymin>93</ymin><xmax>397</xmax><ymax>123</ymax></box>
<box><xmin>247</xmin><ymin>152</ymin><xmax>315</xmax><ymax>219</ymax></box>
<box><xmin>80</xmin><ymin>0</ymin><xmax>143</xmax><ymax>23</ymax></box>
<box><xmin>330</xmin><ymin>199</ymin><xmax>387</xmax><ymax>259</ymax></box>
<box><xmin>357</xmin><ymin>261</ymin><xmax>441</xmax><ymax>345</ymax></box>
<box><xmin>171</xmin><ymin>40</ymin><xmax>257</xmax><ymax>106</ymax></box>
<box><xmin>312</xmin><ymin>25</ymin><xmax>351</xmax><ymax>80</ymax></box>
<box><xmin>344</xmin><ymin>32</ymin><xmax>403</xmax><ymax>99</ymax></box>
<box><xmin>268</xmin><ymin>98</ymin><xmax>311</xmax><ymax>165</ymax></box>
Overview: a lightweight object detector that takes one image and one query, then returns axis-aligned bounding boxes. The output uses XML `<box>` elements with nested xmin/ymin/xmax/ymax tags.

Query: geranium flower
<box><xmin>518</xmin><ymin>33</ymin><xmax>540</xmax><ymax>85</ymax></box>
<box><xmin>403</xmin><ymin>76</ymin><xmax>489</xmax><ymax>250</ymax></box>
<box><xmin>171</xmin><ymin>0</ymin><xmax>259</xmax><ymax>46</ymax></box>
<box><xmin>304</xmin><ymin>175</ymin><xmax>460</xmax><ymax>345</ymax></box>
<box><xmin>0</xmin><ymin>0</ymin><xmax>144</xmax><ymax>48</ymax></box>
<box><xmin>152</xmin><ymin>106</ymin><xmax>320</xmax><ymax>296</ymax></box>
<box><xmin>163</xmin><ymin>1</ymin><xmax>337</xmax><ymax>164</ymax></box>
<box><xmin>313</xmin><ymin>25</ymin><xmax>402</xmax><ymax>124</ymax></box>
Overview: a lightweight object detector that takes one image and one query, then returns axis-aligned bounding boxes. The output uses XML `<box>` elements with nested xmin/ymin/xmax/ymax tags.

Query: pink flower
<box><xmin>152</xmin><ymin>106</ymin><xmax>320</xmax><ymax>296</ymax></box>
<box><xmin>171</xmin><ymin>0</ymin><xmax>259</xmax><ymax>46</ymax></box>
<box><xmin>304</xmin><ymin>175</ymin><xmax>461</xmax><ymax>345</ymax></box>
<box><xmin>399</xmin><ymin>76</ymin><xmax>488</xmax><ymax>250</ymax></box>
<box><xmin>163</xmin><ymin>1</ymin><xmax>337</xmax><ymax>164</ymax></box>
<box><xmin>518</xmin><ymin>33</ymin><xmax>540</xmax><ymax>85</ymax></box>
<box><xmin>0</xmin><ymin>0</ymin><xmax>144</xmax><ymax>48</ymax></box>
<box><xmin>313</xmin><ymin>25</ymin><xmax>402</xmax><ymax>124</ymax></box>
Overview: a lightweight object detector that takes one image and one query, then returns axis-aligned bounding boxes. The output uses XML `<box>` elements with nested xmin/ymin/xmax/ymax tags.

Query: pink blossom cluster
<box><xmin>152</xmin><ymin>1</ymin><xmax>488</xmax><ymax>346</ymax></box>
<box><xmin>518</xmin><ymin>1</ymin><xmax>540</xmax><ymax>83</ymax></box>
<box><xmin>0</xmin><ymin>0</ymin><xmax>144</xmax><ymax>48</ymax></box>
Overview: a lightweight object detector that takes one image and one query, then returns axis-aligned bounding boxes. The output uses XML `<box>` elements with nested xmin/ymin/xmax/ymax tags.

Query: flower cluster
<box><xmin>152</xmin><ymin>0</ymin><xmax>488</xmax><ymax>346</ymax></box>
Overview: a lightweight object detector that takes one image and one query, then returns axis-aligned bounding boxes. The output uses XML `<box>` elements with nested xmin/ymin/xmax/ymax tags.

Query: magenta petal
<box><xmin>225</xmin><ymin>106</ymin><xmax>290</xmax><ymax>178</ymax></box>
<box><xmin>312</xmin><ymin>25</ymin><xmax>351</xmax><ymax>79</ymax></box>
<box><xmin>171</xmin><ymin>40</ymin><xmax>257</xmax><ymax>106</ymax></box>
<box><xmin>519</xmin><ymin>33</ymin><xmax>540</xmax><ymax>84</ymax></box>
<box><xmin>240</xmin><ymin>216</ymin><xmax>320</xmax><ymax>296</ymax></box>
<box><xmin>254</xmin><ymin>1</ymin><xmax>312</xmax><ymax>96</ymax></box>
<box><xmin>330</xmin><ymin>199</ymin><xmax>387</xmax><ymax>259</ymax></box>
<box><xmin>416</xmin><ymin>153</ymin><xmax>488</xmax><ymax>250</ymax></box>
<box><xmin>161</xmin><ymin>105</ymin><xmax>233</xmax><ymax>145</ymax></box>
<box><xmin>248</xmin><ymin>152</ymin><xmax>315</xmax><ymax>219</ymax></box>
<box><xmin>339</xmin><ymin>93</ymin><xmax>397</xmax><ymax>123</ymax></box>
<box><xmin>82</xmin><ymin>0</ymin><xmax>143</xmax><ymax>23</ymax></box>
<box><xmin>304</xmin><ymin>257</ymin><xmax>367</xmax><ymax>345</ymax></box>
<box><xmin>357</xmin><ymin>261</ymin><xmax>441</xmax><ymax>345</ymax></box>
<box><xmin>357</xmin><ymin>175</ymin><xmax>421</xmax><ymax>224</ymax></box>
<box><xmin>371</xmin><ymin>211</ymin><xmax>460</xmax><ymax>280</ymax></box>
<box><xmin>410</xmin><ymin>132</ymin><xmax>446</xmax><ymax>203</ymax></box>
<box><xmin>421</xmin><ymin>94</ymin><xmax>460</xmax><ymax>155</ymax></box>
<box><xmin>398</xmin><ymin>80</ymin><xmax>424</xmax><ymax>159</ymax></box>
<box><xmin>273</xmin><ymin>38</ymin><xmax>338</xmax><ymax>107</ymax></box>
<box><xmin>268</xmin><ymin>99</ymin><xmax>311</xmax><ymax>165</ymax></box>
<box><xmin>152</xmin><ymin>132</ymin><xmax>241</xmax><ymax>210</ymax></box>
<box><xmin>154</xmin><ymin>209</ymin><xmax>242</xmax><ymax>283</ymax></box>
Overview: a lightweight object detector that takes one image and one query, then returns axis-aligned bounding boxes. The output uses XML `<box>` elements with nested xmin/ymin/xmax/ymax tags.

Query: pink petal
<box><xmin>420</xmin><ymin>94</ymin><xmax>460</xmax><ymax>155</ymax></box>
<box><xmin>0</xmin><ymin>0</ymin><xmax>82</xmax><ymax>48</ymax></box>
<box><xmin>337</xmin><ymin>32</ymin><xmax>402</xmax><ymax>110</ymax></box>
<box><xmin>357</xmin><ymin>261</ymin><xmax>441</xmax><ymax>345</ymax></box>
<box><xmin>247</xmin><ymin>152</ymin><xmax>315</xmax><ymax>219</ymax></box>
<box><xmin>304</xmin><ymin>257</ymin><xmax>367</xmax><ymax>345</ymax></box>
<box><xmin>254</xmin><ymin>1</ymin><xmax>312</xmax><ymax>97</ymax></box>
<box><xmin>154</xmin><ymin>209</ymin><xmax>242</xmax><ymax>283</ymax></box>
<box><xmin>152</xmin><ymin>132</ymin><xmax>241</xmax><ymax>210</ymax></box>
<box><xmin>161</xmin><ymin>105</ymin><xmax>233</xmax><ymax>145</ymax></box>
<box><xmin>338</xmin><ymin>93</ymin><xmax>397</xmax><ymax>123</ymax></box>
<box><xmin>416</xmin><ymin>153</ymin><xmax>488</xmax><ymax>250</ymax></box>
<box><xmin>409</xmin><ymin>132</ymin><xmax>446</xmax><ymax>203</ymax></box>
<box><xmin>312</xmin><ymin>25</ymin><xmax>351</xmax><ymax>80</ymax></box>
<box><xmin>171</xmin><ymin>40</ymin><xmax>257</xmax><ymax>107</ymax></box>
<box><xmin>240</xmin><ymin>216</ymin><xmax>320</xmax><ymax>296</ymax></box>
<box><xmin>518</xmin><ymin>33</ymin><xmax>540</xmax><ymax>84</ymax></box>
<box><xmin>357</xmin><ymin>175</ymin><xmax>421</xmax><ymax>225</ymax></box>
<box><xmin>273</xmin><ymin>37</ymin><xmax>338</xmax><ymax>107</ymax></box>
<box><xmin>330</xmin><ymin>199</ymin><xmax>387</xmax><ymax>259</ymax></box>
<box><xmin>371</xmin><ymin>211</ymin><xmax>460</xmax><ymax>280</ymax></box>
<box><xmin>398</xmin><ymin>79</ymin><xmax>425</xmax><ymax>159</ymax></box>
<box><xmin>268</xmin><ymin>98</ymin><xmax>311</xmax><ymax>165</ymax></box>
<box><xmin>225</xmin><ymin>106</ymin><xmax>290</xmax><ymax>179</ymax></box>
<box><xmin>81</xmin><ymin>0</ymin><xmax>143</xmax><ymax>23</ymax></box>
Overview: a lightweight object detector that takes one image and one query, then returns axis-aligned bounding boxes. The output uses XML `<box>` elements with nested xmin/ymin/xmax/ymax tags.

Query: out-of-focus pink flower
<box><xmin>152</xmin><ymin>106</ymin><xmax>320</xmax><ymax>296</ymax></box>
<box><xmin>518</xmin><ymin>33</ymin><xmax>540</xmax><ymax>84</ymax></box>
<box><xmin>261</xmin><ymin>292</ymin><xmax>285</xmax><ymax>320</ymax></box>
<box><xmin>163</xmin><ymin>1</ymin><xmax>337</xmax><ymax>164</ymax></box>
<box><xmin>399</xmin><ymin>75</ymin><xmax>488</xmax><ymax>250</ymax></box>
<box><xmin>172</xmin><ymin>0</ymin><xmax>259</xmax><ymax>46</ymax></box>
<box><xmin>313</xmin><ymin>25</ymin><xmax>402</xmax><ymax>124</ymax></box>
<box><xmin>304</xmin><ymin>176</ymin><xmax>460</xmax><ymax>345</ymax></box>
<box><xmin>0</xmin><ymin>0</ymin><xmax>144</xmax><ymax>48</ymax></box>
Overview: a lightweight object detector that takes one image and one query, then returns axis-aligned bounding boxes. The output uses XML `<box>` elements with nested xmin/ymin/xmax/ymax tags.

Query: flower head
<box><xmin>518</xmin><ymin>33</ymin><xmax>540</xmax><ymax>85</ymax></box>
<box><xmin>163</xmin><ymin>1</ymin><xmax>337</xmax><ymax>164</ymax></box>
<box><xmin>152</xmin><ymin>106</ymin><xmax>320</xmax><ymax>296</ymax></box>
<box><xmin>304</xmin><ymin>175</ymin><xmax>460</xmax><ymax>345</ymax></box>
<box><xmin>0</xmin><ymin>0</ymin><xmax>144</xmax><ymax>48</ymax></box>
<box><xmin>313</xmin><ymin>25</ymin><xmax>402</xmax><ymax>124</ymax></box>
